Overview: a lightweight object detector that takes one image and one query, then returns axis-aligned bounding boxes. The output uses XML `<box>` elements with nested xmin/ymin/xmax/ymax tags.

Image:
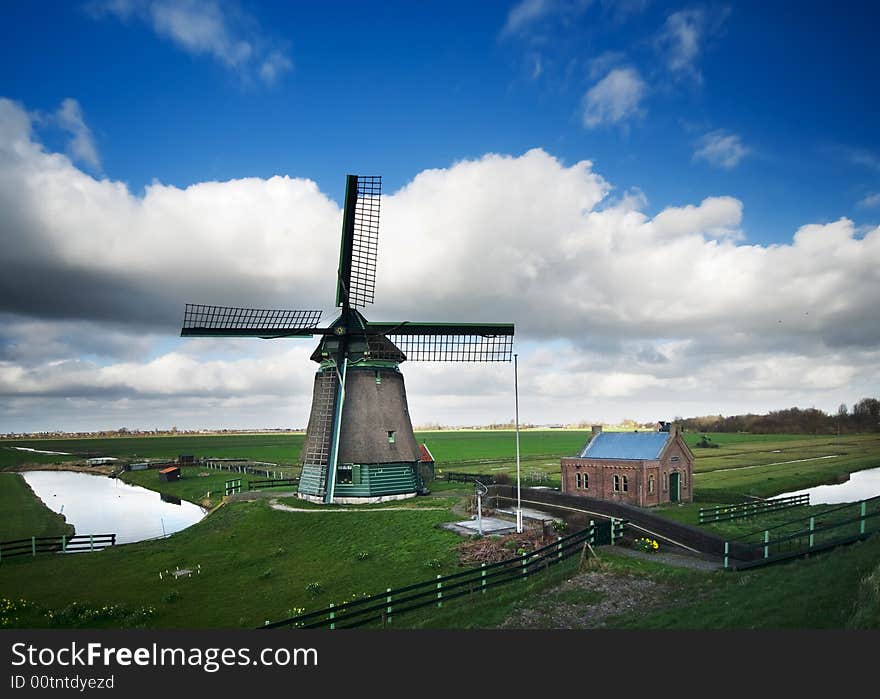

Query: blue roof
<box><xmin>578</xmin><ymin>431</ymin><xmax>671</xmax><ymax>460</ymax></box>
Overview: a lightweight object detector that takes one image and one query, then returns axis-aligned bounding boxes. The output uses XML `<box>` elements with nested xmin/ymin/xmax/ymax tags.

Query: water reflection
<box><xmin>777</xmin><ymin>466</ymin><xmax>880</xmax><ymax>505</ymax></box>
<box><xmin>22</xmin><ymin>471</ymin><xmax>206</xmax><ymax>544</ymax></box>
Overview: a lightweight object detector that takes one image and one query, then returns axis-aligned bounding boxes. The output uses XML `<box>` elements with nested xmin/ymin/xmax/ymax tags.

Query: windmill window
<box><xmin>336</xmin><ymin>464</ymin><xmax>353</xmax><ymax>485</ymax></box>
<box><xmin>387</xmin><ymin>431</ymin><xmax>396</xmax><ymax>444</ymax></box>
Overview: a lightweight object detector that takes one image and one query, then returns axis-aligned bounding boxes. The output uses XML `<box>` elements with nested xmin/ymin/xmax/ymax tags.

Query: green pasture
<box><xmin>0</xmin><ymin>473</ymin><xmax>74</xmax><ymax>541</ymax></box>
<box><xmin>0</xmin><ymin>499</ymin><xmax>462</xmax><ymax>629</ymax></box>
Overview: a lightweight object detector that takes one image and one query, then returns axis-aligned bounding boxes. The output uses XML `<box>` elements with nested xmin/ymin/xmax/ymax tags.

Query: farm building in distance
<box><xmin>158</xmin><ymin>466</ymin><xmax>181</xmax><ymax>482</ymax></box>
<box><xmin>560</xmin><ymin>423</ymin><xmax>694</xmax><ymax>506</ymax></box>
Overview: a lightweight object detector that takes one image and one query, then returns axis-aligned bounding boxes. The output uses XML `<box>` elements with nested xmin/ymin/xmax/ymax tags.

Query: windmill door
<box><xmin>669</xmin><ymin>472</ymin><xmax>681</xmax><ymax>503</ymax></box>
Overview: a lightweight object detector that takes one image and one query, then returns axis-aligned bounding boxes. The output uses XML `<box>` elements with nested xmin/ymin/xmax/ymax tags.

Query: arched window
<box><xmin>613</xmin><ymin>475</ymin><xmax>620</xmax><ymax>492</ymax></box>
<box><xmin>663</xmin><ymin>472</ymin><xmax>668</xmax><ymax>491</ymax></box>
<box><xmin>583</xmin><ymin>472</ymin><xmax>589</xmax><ymax>489</ymax></box>
<box><xmin>576</xmin><ymin>472</ymin><xmax>582</xmax><ymax>488</ymax></box>
<box><xmin>648</xmin><ymin>474</ymin><xmax>655</xmax><ymax>494</ymax></box>
<box><xmin>622</xmin><ymin>475</ymin><xmax>628</xmax><ymax>492</ymax></box>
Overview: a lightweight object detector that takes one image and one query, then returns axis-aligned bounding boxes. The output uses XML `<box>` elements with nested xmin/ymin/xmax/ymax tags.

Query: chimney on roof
<box><xmin>591</xmin><ymin>425</ymin><xmax>603</xmax><ymax>436</ymax></box>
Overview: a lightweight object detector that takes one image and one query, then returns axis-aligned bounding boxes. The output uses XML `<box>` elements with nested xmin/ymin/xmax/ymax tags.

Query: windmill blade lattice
<box><xmin>366</xmin><ymin>322</ymin><xmax>514</xmax><ymax>362</ymax></box>
<box><xmin>348</xmin><ymin>175</ymin><xmax>381</xmax><ymax>308</ymax></box>
<box><xmin>181</xmin><ymin>304</ymin><xmax>323</xmax><ymax>337</ymax></box>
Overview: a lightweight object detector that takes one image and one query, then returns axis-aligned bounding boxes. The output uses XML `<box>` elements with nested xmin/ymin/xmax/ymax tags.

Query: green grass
<box><xmin>0</xmin><ymin>473</ymin><xmax>73</xmax><ymax>541</ymax></box>
<box><xmin>0</xmin><ymin>498</ymin><xmax>464</xmax><ymax>628</ymax></box>
<box><xmin>119</xmin><ymin>466</ymin><xmax>263</xmax><ymax>509</ymax></box>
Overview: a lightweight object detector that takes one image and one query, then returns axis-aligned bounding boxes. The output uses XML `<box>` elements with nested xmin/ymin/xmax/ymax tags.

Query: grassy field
<box><xmin>2</xmin><ymin>429</ymin><xmax>879</xmax><ymax>629</ymax></box>
<box><xmin>0</xmin><ymin>498</ymin><xmax>463</xmax><ymax>628</ymax></box>
<box><xmin>0</xmin><ymin>473</ymin><xmax>74</xmax><ymax>541</ymax></box>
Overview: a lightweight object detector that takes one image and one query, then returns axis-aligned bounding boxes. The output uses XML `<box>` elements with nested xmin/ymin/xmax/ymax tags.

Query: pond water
<box><xmin>776</xmin><ymin>466</ymin><xmax>880</xmax><ymax>505</ymax></box>
<box><xmin>22</xmin><ymin>471</ymin><xmax>207</xmax><ymax>545</ymax></box>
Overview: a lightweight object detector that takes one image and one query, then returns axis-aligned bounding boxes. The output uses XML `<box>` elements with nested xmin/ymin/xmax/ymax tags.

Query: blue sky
<box><xmin>1</xmin><ymin>1</ymin><xmax>879</xmax><ymax>431</ymax></box>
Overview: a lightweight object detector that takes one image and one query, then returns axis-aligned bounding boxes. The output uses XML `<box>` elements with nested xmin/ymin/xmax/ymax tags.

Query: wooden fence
<box><xmin>260</xmin><ymin>518</ymin><xmax>626</xmax><ymax>629</ymax></box>
<box><xmin>699</xmin><ymin>494</ymin><xmax>810</xmax><ymax>524</ymax></box>
<box><xmin>0</xmin><ymin>533</ymin><xmax>116</xmax><ymax>561</ymax></box>
<box><xmin>248</xmin><ymin>478</ymin><xmax>300</xmax><ymax>491</ymax></box>
<box><xmin>723</xmin><ymin>495</ymin><xmax>880</xmax><ymax>570</ymax></box>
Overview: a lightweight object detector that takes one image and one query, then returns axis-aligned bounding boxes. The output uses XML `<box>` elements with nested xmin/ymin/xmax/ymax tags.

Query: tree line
<box><xmin>677</xmin><ymin>398</ymin><xmax>880</xmax><ymax>434</ymax></box>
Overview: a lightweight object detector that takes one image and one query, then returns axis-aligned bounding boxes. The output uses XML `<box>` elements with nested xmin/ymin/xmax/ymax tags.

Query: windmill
<box><xmin>181</xmin><ymin>175</ymin><xmax>514</xmax><ymax>504</ymax></box>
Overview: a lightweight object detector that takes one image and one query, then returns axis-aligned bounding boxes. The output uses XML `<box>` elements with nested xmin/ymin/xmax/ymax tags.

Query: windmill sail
<box><xmin>181</xmin><ymin>304</ymin><xmax>323</xmax><ymax>337</ymax></box>
<box><xmin>336</xmin><ymin>175</ymin><xmax>381</xmax><ymax>308</ymax></box>
<box><xmin>365</xmin><ymin>322</ymin><xmax>514</xmax><ymax>362</ymax></box>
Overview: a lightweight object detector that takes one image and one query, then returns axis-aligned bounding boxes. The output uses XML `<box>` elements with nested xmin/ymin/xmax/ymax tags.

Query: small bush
<box><xmin>306</xmin><ymin>582</ymin><xmax>324</xmax><ymax>596</ymax></box>
<box><xmin>357</xmin><ymin>551</ymin><xmax>370</xmax><ymax>561</ymax></box>
<box><xmin>552</xmin><ymin>520</ymin><xmax>568</xmax><ymax>533</ymax></box>
<box><xmin>425</xmin><ymin>559</ymin><xmax>441</xmax><ymax>569</ymax></box>
<box><xmin>632</xmin><ymin>537</ymin><xmax>659</xmax><ymax>553</ymax></box>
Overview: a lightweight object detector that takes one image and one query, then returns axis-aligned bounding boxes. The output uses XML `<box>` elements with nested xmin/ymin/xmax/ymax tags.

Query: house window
<box><xmin>648</xmin><ymin>474</ymin><xmax>655</xmax><ymax>494</ymax></box>
<box><xmin>613</xmin><ymin>475</ymin><xmax>620</xmax><ymax>492</ymax></box>
<box><xmin>671</xmin><ymin>455</ymin><xmax>680</xmax><ymax>463</ymax></box>
<box><xmin>337</xmin><ymin>464</ymin><xmax>353</xmax><ymax>484</ymax></box>
<box><xmin>583</xmin><ymin>473</ymin><xmax>589</xmax><ymax>489</ymax></box>
<box><xmin>387</xmin><ymin>431</ymin><xmax>396</xmax><ymax>444</ymax></box>
<box><xmin>576</xmin><ymin>472</ymin><xmax>582</xmax><ymax>489</ymax></box>
<box><xmin>622</xmin><ymin>475</ymin><xmax>628</xmax><ymax>492</ymax></box>
<box><xmin>663</xmin><ymin>472</ymin><xmax>668</xmax><ymax>491</ymax></box>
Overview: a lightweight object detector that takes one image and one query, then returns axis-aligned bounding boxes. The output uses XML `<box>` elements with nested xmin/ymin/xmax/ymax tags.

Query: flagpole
<box><xmin>515</xmin><ymin>353</ymin><xmax>522</xmax><ymax>533</ymax></box>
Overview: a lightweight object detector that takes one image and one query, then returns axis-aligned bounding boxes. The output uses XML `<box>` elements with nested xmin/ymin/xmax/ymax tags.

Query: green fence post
<box><xmin>436</xmin><ymin>575</ymin><xmax>443</xmax><ymax>608</ymax></box>
<box><xmin>557</xmin><ymin>536</ymin><xmax>562</xmax><ymax>561</ymax></box>
<box><xmin>723</xmin><ymin>541</ymin><xmax>729</xmax><ymax>570</ymax></box>
<box><xmin>521</xmin><ymin>551</ymin><xmax>527</xmax><ymax>579</ymax></box>
<box><xmin>763</xmin><ymin>530</ymin><xmax>769</xmax><ymax>559</ymax></box>
<box><xmin>589</xmin><ymin>520</ymin><xmax>595</xmax><ymax>545</ymax></box>
<box><xmin>481</xmin><ymin>563</ymin><xmax>486</xmax><ymax>593</ymax></box>
<box><xmin>386</xmin><ymin>588</ymin><xmax>392</xmax><ymax>626</ymax></box>
<box><xmin>809</xmin><ymin>517</ymin><xmax>815</xmax><ymax>548</ymax></box>
<box><xmin>860</xmin><ymin>501</ymin><xmax>867</xmax><ymax>535</ymax></box>
<box><xmin>610</xmin><ymin>518</ymin><xmax>616</xmax><ymax>545</ymax></box>
<box><xmin>32</xmin><ymin>536</ymin><xmax>36</xmax><ymax>557</ymax></box>
<box><xmin>329</xmin><ymin>603</ymin><xmax>335</xmax><ymax>630</ymax></box>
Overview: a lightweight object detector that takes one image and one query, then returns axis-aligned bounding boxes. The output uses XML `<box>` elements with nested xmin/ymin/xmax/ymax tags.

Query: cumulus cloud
<box><xmin>55</xmin><ymin>98</ymin><xmax>101</xmax><ymax>171</ymax></box>
<box><xmin>87</xmin><ymin>0</ymin><xmax>291</xmax><ymax>85</ymax></box>
<box><xmin>1</xmin><ymin>96</ymin><xmax>879</xmax><ymax>429</ymax></box>
<box><xmin>693</xmin><ymin>129</ymin><xmax>750</xmax><ymax>169</ymax></box>
<box><xmin>582</xmin><ymin>67</ymin><xmax>646</xmax><ymax>128</ymax></box>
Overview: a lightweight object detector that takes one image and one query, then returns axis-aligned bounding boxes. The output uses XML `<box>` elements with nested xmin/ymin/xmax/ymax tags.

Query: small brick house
<box><xmin>560</xmin><ymin>424</ymin><xmax>694</xmax><ymax>507</ymax></box>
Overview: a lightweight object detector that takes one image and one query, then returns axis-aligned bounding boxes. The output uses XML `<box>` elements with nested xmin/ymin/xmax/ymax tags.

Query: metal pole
<box><xmin>326</xmin><ymin>356</ymin><xmax>348</xmax><ymax>505</ymax></box>
<box><xmin>514</xmin><ymin>353</ymin><xmax>522</xmax><ymax>533</ymax></box>
<box><xmin>477</xmin><ymin>490</ymin><xmax>483</xmax><ymax>535</ymax></box>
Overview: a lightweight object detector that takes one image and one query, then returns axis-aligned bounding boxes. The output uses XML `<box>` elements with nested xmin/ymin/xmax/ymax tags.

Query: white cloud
<box><xmin>693</xmin><ymin>130</ymin><xmax>750</xmax><ymax>169</ymax></box>
<box><xmin>857</xmin><ymin>192</ymin><xmax>880</xmax><ymax>208</ymax></box>
<box><xmin>582</xmin><ymin>67</ymin><xmax>646</xmax><ymax>128</ymax></box>
<box><xmin>654</xmin><ymin>7</ymin><xmax>727</xmax><ymax>83</ymax></box>
<box><xmin>55</xmin><ymin>98</ymin><xmax>101</xmax><ymax>170</ymax></box>
<box><xmin>1</xmin><ymin>97</ymin><xmax>879</xmax><ymax>430</ymax></box>
<box><xmin>87</xmin><ymin>0</ymin><xmax>291</xmax><ymax>85</ymax></box>
<box><xmin>501</xmin><ymin>0</ymin><xmax>592</xmax><ymax>37</ymax></box>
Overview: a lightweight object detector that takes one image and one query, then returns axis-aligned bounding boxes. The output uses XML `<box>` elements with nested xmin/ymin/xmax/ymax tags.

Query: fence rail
<box><xmin>248</xmin><ymin>478</ymin><xmax>300</xmax><ymax>491</ymax></box>
<box><xmin>0</xmin><ymin>534</ymin><xmax>116</xmax><ymax>561</ymax></box>
<box><xmin>699</xmin><ymin>494</ymin><xmax>810</xmax><ymax>524</ymax></box>
<box><xmin>260</xmin><ymin>518</ymin><xmax>626</xmax><ymax>629</ymax></box>
<box><xmin>723</xmin><ymin>495</ymin><xmax>880</xmax><ymax>570</ymax></box>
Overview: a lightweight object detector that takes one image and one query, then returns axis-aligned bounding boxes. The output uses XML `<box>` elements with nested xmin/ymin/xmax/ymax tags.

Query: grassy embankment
<box><xmin>0</xmin><ymin>473</ymin><xmax>73</xmax><ymax>541</ymax></box>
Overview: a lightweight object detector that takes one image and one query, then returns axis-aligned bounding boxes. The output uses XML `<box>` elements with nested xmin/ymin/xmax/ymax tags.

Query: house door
<box><xmin>669</xmin><ymin>472</ymin><xmax>681</xmax><ymax>503</ymax></box>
